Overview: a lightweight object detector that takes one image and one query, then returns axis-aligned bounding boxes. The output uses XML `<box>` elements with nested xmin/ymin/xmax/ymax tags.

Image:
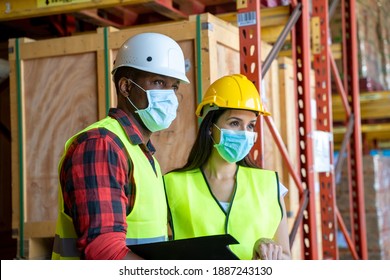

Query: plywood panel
<box><xmin>216</xmin><ymin>43</ymin><xmax>240</xmax><ymax>80</ymax></box>
<box><xmin>260</xmin><ymin>41</ymin><xmax>283</xmax><ymax>175</ymax></box>
<box><xmin>151</xmin><ymin>40</ymin><xmax>197</xmax><ymax>174</ymax></box>
<box><xmin>23</xmin><ymin>53</ymin><xmax>98</xmax><ymax>222</ymax></box>
<box><xmin>263</xmin><ymin>61</ymin><xmax>283</xmax><ymax>173</ymax></box>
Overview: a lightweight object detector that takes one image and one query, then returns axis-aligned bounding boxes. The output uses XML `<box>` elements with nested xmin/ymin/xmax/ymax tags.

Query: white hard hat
<box><xmin>112</xmin><ymin>32</ymin><xmax>189</xmax><ymax>84</ymax></box>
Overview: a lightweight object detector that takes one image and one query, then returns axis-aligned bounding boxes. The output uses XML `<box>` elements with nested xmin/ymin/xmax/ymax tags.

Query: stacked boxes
<box><xmin>355</xmin><ymin>0</ymin><xmax>384</xmax><ymax>91</ymax></box>
<box><xmin>336</xmin><ymin>155</ymin><xmax>390</xmax><ymax>259</ymax></box>
<box><xmin>329</xmin><ymin>0</ymin><xmax>390</xmax><ymax>91</ymax></box>
<box><xmin>378</xmin><ymin>0</ymin><xmax>390</xmax><ymax>90</ymax></box>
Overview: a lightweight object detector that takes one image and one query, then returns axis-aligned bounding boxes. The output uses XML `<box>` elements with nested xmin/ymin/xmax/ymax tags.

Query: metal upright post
<box><xmin>311</xmin><ymin>0</ymin><xmax>338</xmax><ymax>259</ymax></box>
<box><xmin>292</xmin><ymin>0</ymin><xmax>319</xmax><ymax>259</ymax></box>
<box><xmin>236</xmin><ymin>0</ymin><xmax>264</xmax><ymax>167</ymax></box>
<box><xmin>343</xmin><ymin>0</ymin><xmax>368</xmax><ymax>259</ymax></box>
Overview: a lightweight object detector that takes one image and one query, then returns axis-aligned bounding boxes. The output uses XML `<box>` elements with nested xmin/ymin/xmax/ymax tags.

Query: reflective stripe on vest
<box><xmin>164</xmin><ymin>166</ymin><xmax>282</xmax><ymax>260</ymax></box>
<box><xmin>52</xmin><ymin>116</ymin><xmax>167</xmax><ymax>259</ymax></box>
<box><xmin>125</xmin><ymin>236</ymin><xmax>166</xmax><ymax>246</ymax></box>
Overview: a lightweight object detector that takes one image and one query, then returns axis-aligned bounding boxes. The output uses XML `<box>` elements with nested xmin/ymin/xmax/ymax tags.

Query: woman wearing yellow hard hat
<box><xmin>164</xmin><ymin>74</ymin><xmax>291</xmax><ymax>260</ymax></box>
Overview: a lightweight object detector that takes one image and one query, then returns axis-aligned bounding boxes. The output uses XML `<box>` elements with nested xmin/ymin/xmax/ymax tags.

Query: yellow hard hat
<box><xmin>195</xmin><ymin>74</ymin><xmax>270</xmax><ymax>117</ymax></box>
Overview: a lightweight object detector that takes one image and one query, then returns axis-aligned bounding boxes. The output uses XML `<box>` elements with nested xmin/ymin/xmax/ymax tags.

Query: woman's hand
<box><xmin>252</xmin><ymin>238</ymin><xmax>283</xmax><ymax>260</ymax></box>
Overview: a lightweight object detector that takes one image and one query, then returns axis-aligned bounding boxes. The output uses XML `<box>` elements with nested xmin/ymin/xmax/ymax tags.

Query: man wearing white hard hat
<box><xmin>52</xmin><ymin>33</ymin><xmax>189</xmax><ymax>260</ymax></box>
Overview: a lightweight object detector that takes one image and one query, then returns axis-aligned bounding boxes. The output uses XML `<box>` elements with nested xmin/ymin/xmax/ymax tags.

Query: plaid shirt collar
<box><xmin>108</xmin><ymin>108</ymin><xmax>156</xmax><ymax>154</ymax></box>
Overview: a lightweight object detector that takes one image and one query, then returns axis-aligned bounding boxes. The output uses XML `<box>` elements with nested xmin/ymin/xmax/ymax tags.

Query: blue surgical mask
<box><xmin>126</xmin><ymin>79</ymin><xmax>179</xmax><ymax>132</ymax></box>
<box><xmin>212</xmin><ymin>124</ymin><xmax>256</xmax><ymax>163</ymax></box>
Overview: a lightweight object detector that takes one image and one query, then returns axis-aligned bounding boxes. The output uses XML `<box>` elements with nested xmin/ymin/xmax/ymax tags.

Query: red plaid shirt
<box><xmin>60</xmin><ymin>108</ymin><xmax>157</xmax><ymax>259</ymax></box>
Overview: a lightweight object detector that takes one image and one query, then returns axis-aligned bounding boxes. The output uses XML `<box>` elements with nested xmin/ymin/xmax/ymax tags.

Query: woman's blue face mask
<box><xmin>126</xmin><ymin>79</ymin><xmax>179</xmax><ymax>132</ymax></box>
<box><xmin>212</xmin><ymin>123</ymin><xmax>256</xmax><ymax>163</ymax></box>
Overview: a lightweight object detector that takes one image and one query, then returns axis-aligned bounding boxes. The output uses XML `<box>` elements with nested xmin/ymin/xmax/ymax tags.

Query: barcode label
<box><xmin>237</xmin><ymin>11</ymin><xmax>257</xmax><ymax>27</ymax></box>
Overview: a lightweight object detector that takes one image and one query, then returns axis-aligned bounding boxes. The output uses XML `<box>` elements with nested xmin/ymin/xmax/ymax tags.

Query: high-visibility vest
<box><xmin>164</xmin><ymin>166</ymin><xmax>282</xmax><ymax>260</ymax></box>
<box><xmin>52</xmin><ymin>116</ymin><xmax>167</xmax><ymax>259</ymax></box>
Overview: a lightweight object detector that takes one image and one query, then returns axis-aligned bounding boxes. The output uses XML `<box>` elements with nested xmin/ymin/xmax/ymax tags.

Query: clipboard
<box><xmin>128</xmin><ymin>234</ymin><xmax>239</xmax><ymax>260</ymax></box>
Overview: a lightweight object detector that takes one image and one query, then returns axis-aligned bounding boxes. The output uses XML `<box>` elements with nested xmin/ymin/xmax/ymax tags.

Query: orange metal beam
<box><xmin>292</xmin><ymin>0</ymin><xmax>319</xmax><ymax>259</ymax></box>
<box><xmin>342</xmin><ymin>0</ymin><xmax>368</xmax><ymax>260</ymax></box>
<box><xmin>236</xmin><ymin>0</ymin><xmax>264</xmax><ymax>167</ymax></box>
<box><xmin>312</xmin><ymin>0</ymin><xmax>338</xmax><ymax>259</ymax></box>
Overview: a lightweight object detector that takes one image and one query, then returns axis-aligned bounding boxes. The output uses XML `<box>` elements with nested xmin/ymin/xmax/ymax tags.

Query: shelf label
<box><xmin>312</xmin><ymin>130</ymin><xmax>332</xmax><ymax>173</ymax></box>
<box><xmin>237</xmin><ymin>11</ymin><xmax>257</xmax><ymax>27</ymax></box>
<box><xmin>37</xmin><ymin>0</ymin><xmax>91</xmax><ymax>8</ymax></box>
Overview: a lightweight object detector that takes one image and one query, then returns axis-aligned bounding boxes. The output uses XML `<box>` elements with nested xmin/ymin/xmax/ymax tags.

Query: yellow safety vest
<box><xmin>164</xmin><ymin>166</ymin><xmax>282</xmax><ymax>260</ymax></box>
<box><xmin>52</xmin><ymin>116</ymin><xmax>167</xmax><ymax>259</ymax></box>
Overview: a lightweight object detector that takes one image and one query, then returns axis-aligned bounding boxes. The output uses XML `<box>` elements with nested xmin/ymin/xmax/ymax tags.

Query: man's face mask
<box><xmin>212</xmin><ymin>123</ymin><xmax>256</xmax><ymax>163</ymax></box>
<box><xmin>126</xmin><ymin>79</ymin><xmax>179</xmax><ymax>132</ymax></box>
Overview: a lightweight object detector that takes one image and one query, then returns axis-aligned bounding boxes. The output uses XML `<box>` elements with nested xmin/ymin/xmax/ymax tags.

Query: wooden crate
<box><xmin>8</xmin><ymin>13</ymin><xmax>241</xmax><ymax>258</ymax></box>
<box><xmin>261</xmin><ymin>41</ymin><xmax>283</xmax><ymax>175</ymax></box>
<box><xmin>272</xmin><ymin>56</ymin><xmax>321</xmax><ymax>259</ymax></box>
<box><xmin>275</xmin><ymin>56</ymin><xmax>301</xmax><ymax>259</ymax></box>
<box><xmin>9</xmin><ymin>36</ymin><xmax>101</xmax><ymax>259</ymax></box>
